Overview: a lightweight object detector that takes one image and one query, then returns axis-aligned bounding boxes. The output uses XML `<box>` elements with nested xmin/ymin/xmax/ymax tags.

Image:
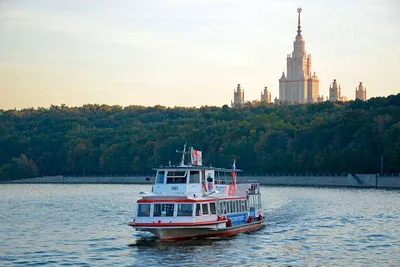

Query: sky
<box><xmin>0</xmin><ymin>0</ymin><xmax>399</xmax><ymax>110</ymax></box>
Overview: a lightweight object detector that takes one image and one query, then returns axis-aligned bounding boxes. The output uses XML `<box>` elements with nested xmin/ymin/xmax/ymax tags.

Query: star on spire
<box><xmin>297</xmin><ymin>7</ymin><xmax>302</xmax><ymax>35</ymax></box>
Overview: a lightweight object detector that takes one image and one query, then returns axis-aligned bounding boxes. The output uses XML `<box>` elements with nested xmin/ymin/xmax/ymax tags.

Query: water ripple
<box><xmin>0</xmin><ymin>185</ymin><xmax>399</xmax><ymax>266</ymax></box>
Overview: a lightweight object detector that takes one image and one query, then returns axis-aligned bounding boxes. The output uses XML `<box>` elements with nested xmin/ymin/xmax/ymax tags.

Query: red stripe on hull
<box><xmin>160</xmin><ymin>221</ymin><xmax>264</xmax><ymax>242</ymax></box>
<box><xmin>129</xmin><ymin>219</ymin><xmax>227</xmax><ymax>227</ymax></box>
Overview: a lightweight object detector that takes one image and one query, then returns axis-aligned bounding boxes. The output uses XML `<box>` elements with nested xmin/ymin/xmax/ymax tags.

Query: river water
<box><xmin>0</xmin><ymin>184</ymin><xmax>399</xmax><ymax>266</ymax></box>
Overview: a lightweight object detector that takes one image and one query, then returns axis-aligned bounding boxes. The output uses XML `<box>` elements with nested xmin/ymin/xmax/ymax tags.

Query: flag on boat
<box><xmin>228</xmin><ymin>159</ymin><xmax>237</xmax><ymax>196</ymax></box>
<box><xmin>191</xmin><ymin>148</ymin><xmax>202</xmax><ymax>166</ymax></box>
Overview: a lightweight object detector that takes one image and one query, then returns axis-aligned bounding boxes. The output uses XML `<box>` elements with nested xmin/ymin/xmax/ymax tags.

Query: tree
<box><xmin>0</xmin><ymin>154</ymin><xmax>38</xmax><ymax>180</ymax></box>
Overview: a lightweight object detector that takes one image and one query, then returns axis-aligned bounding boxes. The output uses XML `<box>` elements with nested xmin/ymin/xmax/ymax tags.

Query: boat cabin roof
<box><xmin>153</xmin><ymin>166</ymin><xmax>242</xmax><ymax>172</ymax></box>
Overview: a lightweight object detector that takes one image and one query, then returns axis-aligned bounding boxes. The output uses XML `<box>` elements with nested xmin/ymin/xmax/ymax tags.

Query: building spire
<box><xmin>297</xmin><ymin>7</ymin><xmax>302</xmax><ymax>35</ymax></box>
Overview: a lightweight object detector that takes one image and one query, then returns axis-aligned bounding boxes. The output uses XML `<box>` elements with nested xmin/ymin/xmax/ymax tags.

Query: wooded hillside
<box><xmin>1</xmin><ymin>94</ymin><xmax>399</xmax><ymax>180</ymax></box>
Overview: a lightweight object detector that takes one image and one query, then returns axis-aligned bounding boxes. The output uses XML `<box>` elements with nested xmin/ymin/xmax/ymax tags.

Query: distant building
<box><xmin>279</xmin><ymin>7</ymin><xmax>319</xmax><ymax>104</ymax></box>
<box><xmin>274</xmin><ymin>97</ymin><xmax>280</xmax><ymax>104</ymax></box>
<box><xmin>328</xmin><ymin>79</ymin><xmax>349</xmax><ymax>101</ymax></box>
<box><xmin>231</xmin><ymin>84</ymin><xmax>244</xmax><ymax>107</ymax></box>
<box><xmin>261</xmin><ymin>87</ymin><xmax>272</xmax><ymax>103</ymax></box>
<box><xmin>355</xmin><ymin>82</ymin><xmax>367</xmax><ymax>100</ymax></box>
<box><xmin>329</xmin><ymin>79</ymin><xmax>341</xmax><ymax>101</ymax></box>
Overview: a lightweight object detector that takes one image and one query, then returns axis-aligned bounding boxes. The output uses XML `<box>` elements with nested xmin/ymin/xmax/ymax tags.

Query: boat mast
<box><xmin>176</xmin><ymin>142</ymin><xmax>188</xmax><ymax>166</ymax></box>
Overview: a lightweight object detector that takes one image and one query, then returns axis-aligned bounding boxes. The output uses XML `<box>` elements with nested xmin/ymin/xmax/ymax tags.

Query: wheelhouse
<box><xmin>152</xmin><ymin>167</ymin><xmax>238</xmax><ymax>195</ymax></box>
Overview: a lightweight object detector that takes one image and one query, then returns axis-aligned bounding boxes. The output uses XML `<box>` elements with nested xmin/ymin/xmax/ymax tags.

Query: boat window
<box><xmin>214</xmin><ymin>172</ymin><xmax>219</xmax><ymax>184</ymax></box>
<box><xmin>196</xmin><ymin>204</ymin><xmax>201</xmax><ymax>216</ymax></box>
<box><xmin>223</xmin><ymin>201</ymin><xmax>227</xmax><ymax>214</ymax></box>
<box><xmin>222</xmin><ymin>172</ymin><xmax>227</xmax><ymax>184</ymax></box>
<box><xmin>166</xmin><ymin>171</ymin><xmax>187</xmax><ymax>184</ymax></box>
<box><xmin>177</xmin><ymin>204</ymin><xmax>193</xmax><ymax>217</ymax></box>
<box><xmin>189</xmin><ymin>171</ymin><xmax>200</xmax><ymax>183</ymax></box>
<box><xmin>227</xmin><ymin>201</ymin><xmax>231</xmax><ymax>214</ymax></box>
<box><xmin>220</xmin><ymin>201</ymin><xmax>224</xmax><ymax>214</ymax></box>
<box><xmin>202</xmin><ymin>203</ymin><xmax>209</xmax><ymax>215</ymax></box>
<box><xmin>153</xmin><ymin>203</ymin><xmax>174</xmax><ymax>217</ymax></box>
<box><xmin>167</xmin><ymin>171</ymin><xmax>186</xmax><ymax>177</ymax></box>
<box><xmin>223</xmin><ymin>172</ymin><xmax>232</xmax><ymax>185</ymax></box>
<box><xmin>210</xmin><ymin>203</ymin><xmax>216</xmax><ymax>214</ymax></box>
<box><xmin>215</xmin><ymin>171</ymin><xmax>226</xmax><ymax>185</ymax></box>
<box><xmin>230</xmin><ymin>201</ymin><xmax>233</xmax><ymax>213</ymax></box>
<box><xmin>244</xmin><ymin>200</ymin><xmax>248</xmax><ymax>211</ymax></box>
<box><xmin>236</xmin><ymin>201</ymin><xmax>240</xmax><ymax>212</ymax></box>
<box><xmin>201</xmin><ymin>171</ymin><xmax>206</xmax><ymax>182</ymax></box>
<box><xmin>137</xmin><ymin>204</ymin><xmax>151</xmax><ymax>217</ymax></box>
<box><xmin>156</xmin><ymin>171</ymin><xmax>165</xmax><ymax>184</ymax></box>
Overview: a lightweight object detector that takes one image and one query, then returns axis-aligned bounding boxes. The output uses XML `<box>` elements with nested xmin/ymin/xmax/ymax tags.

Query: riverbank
<box><xmin>243</xmin><ymin>174</ymin><xmax>400</xmax><ymax>189</ymax></box>
<box><xmin>3</xmin><ymin>175</ymin><xmax>154</xmax><ymax>184</ymax></box>
<box><xmin>3</xmin><ymin>173</ymin><xmax>400</xmax><ymax>189</ymax></box>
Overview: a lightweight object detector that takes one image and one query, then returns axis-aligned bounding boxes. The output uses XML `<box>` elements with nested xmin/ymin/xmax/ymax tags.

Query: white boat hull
<box><xmin>132</xmin><ymin>220</ymin><xmax>265</xmax><ymax>241</ymax></box>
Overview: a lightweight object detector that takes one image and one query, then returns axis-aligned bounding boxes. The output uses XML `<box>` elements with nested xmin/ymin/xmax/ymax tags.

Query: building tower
<box><xmin>279</xmin><ymin>7</ymin><xmax>319</xmax><ymax>104</ymax></box>
<box><xmin>261</xmin><ymin>86</ymin><xmax>272</xmax><ymax>103</ymax></box>
<box><xmin>231</xmin><ymin>84</ymin><xmax>244</xmax><ymax>107</ymax></box>
<box><xmin>329</xmin><ymin>79</ymin><xmax>341</xmax><ymax>101</ymax></box>
<box><xmin>355</xmin><ymin>82</ymin><xmax>367</xmax><ymax>100</ymax></box>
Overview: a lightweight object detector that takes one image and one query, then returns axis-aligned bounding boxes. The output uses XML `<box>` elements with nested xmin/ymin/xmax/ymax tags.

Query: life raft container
<box><xmin>246</xmin><ymin>216</ymin><xmax>253</xmax><ymax>223</ymax></box>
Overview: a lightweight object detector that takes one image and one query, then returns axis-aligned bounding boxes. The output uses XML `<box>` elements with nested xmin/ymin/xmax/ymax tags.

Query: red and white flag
<box><xmin>191</xmin><ymin>149</ymin><xmax>202</xmax><ymax>166</ymax></box>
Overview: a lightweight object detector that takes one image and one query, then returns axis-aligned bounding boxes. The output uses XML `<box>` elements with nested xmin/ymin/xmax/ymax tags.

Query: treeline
<box><xmin>1</xmin><ymin>94</ymin><xmax>400</xmax><ymax>180</ymax></box>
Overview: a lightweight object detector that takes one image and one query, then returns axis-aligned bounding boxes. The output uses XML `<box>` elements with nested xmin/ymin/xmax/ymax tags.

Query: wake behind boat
<box><xmin>128</xmin><ymin>144</ymin><xmax>264</xmax><ymax>241</ymax></box>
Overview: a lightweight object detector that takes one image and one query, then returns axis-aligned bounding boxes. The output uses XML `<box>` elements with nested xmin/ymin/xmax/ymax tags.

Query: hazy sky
<box><xmin>0</xmin><ymin>0</ymin><xmax>399</xmax><ymax>110</ymax></box>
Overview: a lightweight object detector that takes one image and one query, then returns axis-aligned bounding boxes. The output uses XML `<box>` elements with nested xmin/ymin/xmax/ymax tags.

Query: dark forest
<box><xmin>1</xmin><ymin>94</ymin><xmax>399</xmax><ymax>180</ymax></box>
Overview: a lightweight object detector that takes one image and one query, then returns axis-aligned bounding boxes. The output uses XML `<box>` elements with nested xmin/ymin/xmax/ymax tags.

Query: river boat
<box><xmin>128</xmin><ymin>144</ymin><xmax>265</xmax><ymax>241</ymax></box>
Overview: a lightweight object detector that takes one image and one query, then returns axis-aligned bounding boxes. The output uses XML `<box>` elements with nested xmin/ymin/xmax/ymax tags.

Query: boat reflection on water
<box><xmin>128</xmin><ymin>235</ymin><xmax>236</xmax><ymax>248</ymax></box>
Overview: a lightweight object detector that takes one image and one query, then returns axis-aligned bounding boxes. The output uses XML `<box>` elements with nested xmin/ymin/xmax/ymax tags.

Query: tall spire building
<box><xmin>261</xmin><ymin>86</ymin><xmax>272</xmax><ymax>103</ymax></box>
<box><xmin>355</xmin><ymin>82</ymin><xmax>367</xmax><ymax>100</ymax></box>
<box><xmin>279</xmin><ymin>7</ymin><xmax>319</xmax><ymax>104</ymax></box>
<box><xmin>329</xmin><ymin>79</ymin><xmax>341</xmax><ymax>101</ymax></box>
<box><xmin>328</xmin><ymin>79</ymin><xmax>349</xmax><ymax>101</ymax></box>
<box><xmin>231</xmin><ymin>84</ymin><xmax>244</xmax><ymax>107</ymax></box>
